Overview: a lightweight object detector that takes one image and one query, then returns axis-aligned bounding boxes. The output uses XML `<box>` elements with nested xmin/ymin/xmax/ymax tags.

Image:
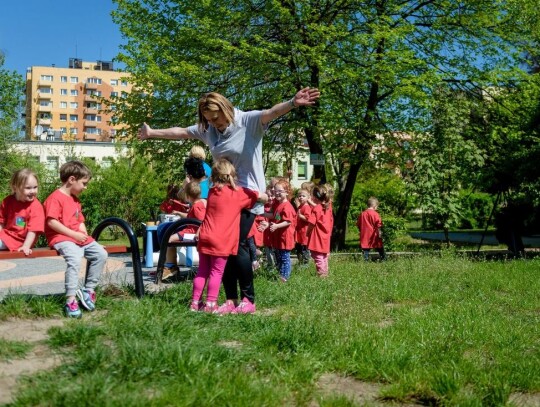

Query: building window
<box><xmin>39</xmin><ymin>101</ymin><xmax>52</xmax><ymax>107</ymax></box>
<box><xmin>85</xmin><ymin>114</ymin><xmax>101</xmax><ymax>122</ymax></box>
<box><xmin>38</xmin><ymin>87</ymin><xmax>53</xmax><ymax>94</ymax></box>
<box><xmin>60</xmin><ymin>127</ymin><xmax>67</xmax><ymax>134</ymax></box>
<box><xmin>70</xmin><ymin>76</ymin><xmax>78</xmax><ymax>83</ymax></box>
<box><xmin>70</xmin><ymin>102</ymin><xmax>78</xmax><ymax>109</ymax></box>
<box><xmin>85</xmin><ymin>127</ymin><xmax>101</xmax><ymax>135</ymax></box>
<box><xmin>110</xmin><ymin>91</ymin><xmax>118</xmax><ymax>97</ymax></box>
<box><xmin>60</xmin><ymin>114</ymin><xmax>67</xmax><ymax>121</ymax></box>
<box><xmin>87</xmin><ymin>77</ymin><xmax>102</xmax><ymax>84</ymax></box>
<box><xmin>46</xmin><ymin>156</ymin><xmax>58</xmax><ymax>172</ymax></box>
<box><xmin>40</xmin><ymin>75</ymin><xmax>53</xmax><ymax>81</ymax></box>
<box><xmin>60</xmin><ymin>102</ymin><xmax>67</xmax><ymax>109</ymax></box>
<box><xmin>69</xmin><ymin>114</ymin><xmax>78</xmax><ymax>122</ymax></box>
<box><xmin>61</xmin><ymin>76</ymin><xmax>67</xmax><ymax>83</ymax></box>
<box><xmin>121</xmin><ymin>80</ymin><xmax>128</xmax><ymax>86</ymax></box>
<box><xmin>101</xmin><ymin>157</ymin><xmax>113</xmax><ymax>168</ymax></box>
<box><xmin>70</xmin><ymin>89</ymin><xmax>78</xmax><ymax>96</ymax></box>
<box><xmin>297</xmin><ymin>161</ymin><xmax>308</xmax><ymax>180</ymax></box>
<box><xmin>70</xmin><ymin>128</ymin><xmax>78</xmax><ymax>135</ymax></box>
<box><xmin>110</xmin><ymin>79</ymin><xmax>118</xmax><ymax>86</ymax></box>
<box><xmin>60</xmin><ymin>89</ymin><xmax>68</xmax><ymax>95</ymax></box>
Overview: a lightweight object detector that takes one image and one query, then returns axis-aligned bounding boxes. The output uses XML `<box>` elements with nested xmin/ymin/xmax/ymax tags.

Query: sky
<box><xmin>0</xmin><ymin>0</ymin><xmax>125</xmax><ymax>77</ymax></box>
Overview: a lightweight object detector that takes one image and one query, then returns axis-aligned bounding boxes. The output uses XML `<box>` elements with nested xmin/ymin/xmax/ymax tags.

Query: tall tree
<box><xmin>112</xmin><ymin>0</ymin><xmax>540</xmax><ymax>248</ymax></box>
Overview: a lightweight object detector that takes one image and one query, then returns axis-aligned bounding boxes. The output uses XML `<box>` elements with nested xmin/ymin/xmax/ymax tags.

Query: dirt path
<box><xmin>0</xmin><ymin>318</ymin><xmax>65</xmax><ymax>405</ymax></box>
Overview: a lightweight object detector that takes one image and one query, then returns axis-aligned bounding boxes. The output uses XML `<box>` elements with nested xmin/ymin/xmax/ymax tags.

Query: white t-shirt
<box><xmin>187</xmin><ymin>108</ymin><xmax>267</xmax><ymax>214</ymax></box>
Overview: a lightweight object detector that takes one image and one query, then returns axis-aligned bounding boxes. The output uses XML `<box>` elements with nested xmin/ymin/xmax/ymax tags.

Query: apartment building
<box><xmin>24</xmin><ymin>58</ymin><xmax>132</xmax><ymax>142</ymax></box>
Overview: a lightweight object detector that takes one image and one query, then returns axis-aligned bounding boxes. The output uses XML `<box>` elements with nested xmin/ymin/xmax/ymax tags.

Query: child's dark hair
<box><xmin>166</xmin><ymin>184</ymin><xmax>180</xmax><ymax>200</ymax></box>
<box><xmin>59</xmin><ymin>160</ymin><xmax>92</xmax><ymax>183</ymax></box>
<box><xmin>184</xmin><ymin>157</ymin><xmax>206</xmax><ymax>180</ymax></box>
<box><xmin>312</xmin><ymin>184</ymin><xmax>334</xmax><ymax>209</ymax></box>
<box><xmin>10</xmin><ymin>168</ymin><xmax>39</xmax><ymax>195</ymax></box>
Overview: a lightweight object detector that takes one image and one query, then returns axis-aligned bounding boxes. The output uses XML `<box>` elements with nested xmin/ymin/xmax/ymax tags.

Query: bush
<box><xmin>457</xmin><ymin>191</ymin><xmax>494</xmax><ymax>229</ymax></box>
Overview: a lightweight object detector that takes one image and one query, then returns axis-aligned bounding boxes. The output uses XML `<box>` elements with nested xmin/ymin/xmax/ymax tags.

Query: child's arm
<box><xmin>17</xmin><ymin>231</ymin><xmax>37</xmax><ymax>255</ymax></box>
<box><xmin>257</xmin><ymin>192</ymin><xmax>268</xmax><ymax>204</ymax></box>
<box><xmin>47</xmin><ymin>218</ymin><xmax>89</xmax><ymax>244</ymax></box>
<box><xmin>269</xmin><ymin>221</ymin><xmax>291</xmax><ymax>232</ymax></box>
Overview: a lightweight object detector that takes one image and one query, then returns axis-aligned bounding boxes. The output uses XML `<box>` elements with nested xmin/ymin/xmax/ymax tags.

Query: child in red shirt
<box><xmin>161</xmin><ymin>181</ymin><xmax>207</xmax><ymax>281</ymax></box>
<box><xmin>357</xmin><ymin>197</ymin><xmax>386</xmax><ymax>261</ymax></box>
<box><xmin>294</xmin><ymin>188</ymin><xmax>312</xmax><ymax>266</ymax></box>
<box><xmin>307</xmin><ymin>184</ymin><xmax>334</xmax><ymax>277</ymax></box>
<box><xmin>43</xmin><ymin>161</ymin><xmax>107</xmax><ymax>318</ymax></box>
<box><xmin>0</xmin><ymin>169</ymin><xmax>45</xmax><ymax>255</ymax></box>
<box><xmin>267</xmin><ymin>180</ymin><xmax>296</xmax><ymax>282</ymax></box>
<box><xmin>191</xmin><ymin>159</ymin><xmax>267</xmax><ymax>313</ymax></box>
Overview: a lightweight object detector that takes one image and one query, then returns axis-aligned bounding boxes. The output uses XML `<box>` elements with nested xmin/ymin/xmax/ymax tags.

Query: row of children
<box><xmin>0</xmin><ymin>162</ymin><xmax>107</xmax><ymax>318</ymax></box>
<box><xmin>249</xmin><ymin>179</ymin><xmax>335</xmax><ymax>282</ymax></box>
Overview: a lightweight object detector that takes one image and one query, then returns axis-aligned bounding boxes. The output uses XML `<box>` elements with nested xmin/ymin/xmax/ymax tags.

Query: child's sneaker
<box><xmin>190</xmin><ymin>301</ymin><xmax>203</xmax><ymax>312</ymax></box>
<box><xmin>203</xmin><ymin>302</ymin><xmax>219</xmax><ymax>314</ymax></box>
<box><xmin>76</xmin><ymin>289</ymin><xmax>96</xmax><ymax>311</ymax></box>
<box><xmin>64</xmin><ymin>300</ymin><xmax>82</xmax><ymax>318</ymax></box>
<box><xmin>231</xmin><ymin>298</ymin><xmax>256</xmax><ymax>314</ymax></box>
<box><xmin>217</xmin><ymin>301</ymin><xmax>237</xmax><ymax>315</ymax></box>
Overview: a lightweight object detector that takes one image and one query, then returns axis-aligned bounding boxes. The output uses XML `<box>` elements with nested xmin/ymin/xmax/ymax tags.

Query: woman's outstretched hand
<box><xmin>293</xmin><ymin>87</ymin><xmax>320</xmax><ymax>107</ymax></box>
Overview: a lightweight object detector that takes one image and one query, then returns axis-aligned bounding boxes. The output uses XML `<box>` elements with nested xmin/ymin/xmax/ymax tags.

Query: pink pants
<box><xmin>310</xmin><ymin>250</ymin><xmax>329</xmax><ymax>277</ymax></box>
<box><xmin>192</xmin><ymin>254</ymin><xmax>228</xmax><ymax>302</ymax></box>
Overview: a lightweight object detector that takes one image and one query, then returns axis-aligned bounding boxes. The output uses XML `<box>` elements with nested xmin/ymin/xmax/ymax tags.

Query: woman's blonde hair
<box><xmin>211</xmin><ymin>158</ymin><xmax>237</xmax><ymax>189</ymax></box>
<box><xmin>10</xmin><ymin>168</ymin><xmax>39</xmax><ymax>195</ymax></box>
<box><xmin>197</xmin><ymin>92</ymin><xmax>235</xmax><ymax>132</ymax></box>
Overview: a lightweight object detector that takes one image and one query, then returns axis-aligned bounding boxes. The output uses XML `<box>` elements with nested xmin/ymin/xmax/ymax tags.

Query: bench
<box><xmin>0</xmin><ymin>217</ymin><xmax>145</xmax><ymax>299</ymax></box>
<box><xmin>154</xmin><ymin>218</ymin><xmax>202</xmax><ymax>284</ymax></box>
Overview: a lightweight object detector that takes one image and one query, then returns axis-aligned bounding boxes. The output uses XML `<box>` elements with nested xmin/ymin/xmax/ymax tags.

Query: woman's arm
<box><xmin>261</xmin><ymin>87</ymin><xmax>320</xmax><ymax>125</ymax></box>
<box><xmin>138</xmin><ymin>122</ymin><xmax>192</xmax><ymax>141</ymax></box>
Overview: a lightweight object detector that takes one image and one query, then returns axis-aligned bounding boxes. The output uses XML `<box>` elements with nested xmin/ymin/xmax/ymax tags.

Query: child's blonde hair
<box><xmin>10</xmin><ymin>169</ymin><xmax>39</xmax><ymax>195</ymax></box>
<box><xmin>189</xmin><ymin>145</ymin><xmax>207</xmax><ymax>161</ymax></box>
<box><xmin>312</xmin><ymin>184</ymin><xmax>334</xmax><ymax>209</ymax></box>
<box><xmin>184</xmin><ymin>181</ymin><xmax>202</xmax><ymax>201</ymax></box>
<box><xmin>367</xmin><ymin>197</ymin><xmax>379</xmax><ymax>209</ymax></box>
<box><xmin>300</xmin><ymin>181</ymin><xmax>315</xmax><ymax>193</ymax></box>
<box><xmin>197</xmin><ymin>92</ymin><xmax>235</xmax><ymax>132</ymax></box>
<box><xmin>211</xmin><ymin>158</ymin><xmax>237</xmax><ymax>189</ymax></box>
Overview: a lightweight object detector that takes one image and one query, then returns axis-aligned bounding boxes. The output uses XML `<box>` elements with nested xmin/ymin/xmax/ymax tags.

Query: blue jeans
<box><xmin>275</xmin><ymin>249</ymin><xmax>291</xmax><ymax>280</ymax></box>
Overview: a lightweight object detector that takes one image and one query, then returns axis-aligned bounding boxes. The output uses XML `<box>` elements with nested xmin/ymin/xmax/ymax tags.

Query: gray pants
<box><xmin>54</xmin><ymin>241</ymin><xmax>108</xmax><ymax>297</ymax></box>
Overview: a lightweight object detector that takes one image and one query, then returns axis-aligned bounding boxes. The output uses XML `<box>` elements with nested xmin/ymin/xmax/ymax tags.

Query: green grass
<box><xmin>3</xmin><ymin>255</ymin><xmax>539</xmax><ymax>406</ymax></box>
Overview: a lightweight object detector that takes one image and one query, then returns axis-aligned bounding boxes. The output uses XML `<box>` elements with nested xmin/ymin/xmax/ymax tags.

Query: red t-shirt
<box><xmin>263</xmin><ymin>201</ymin><xmax>278</xmax><ymax>248</ymax></box>
<box><xmin>249</xmin><ymin>214</ymin><xmax>265</xmax><ymax>247</ymax></box>
<box><xmin>295</xmin><ymin>202</ymin><xmax>312</xmax><ymax>246</ymax></box>
<box><xmin>357</xmin><ymin>208</ymin><xmax>383</xmax><ymax>249</ymax></box>
<box><xmin>179</xmin><ymin>199</ymin><xmax>206</xmax><ymax>237</ymax></box>
<box><xmin>197</xmin><ymin>185</ymin><xmax>258</xmax><ymax>257</ymax></box>
<box><xmin>270</xmin><ymin>200</ymin><xmax>296</xmax><ymax>250</ymax></box>
<box><xmin>307</xmin><ymin>203</ymin><xmax>334</xmax><ymax>253</ymax></box>
<box><xmin>160</xmin><ymin>199</ymin><xmax>189</xmax><ymax>214</ymax></box>
<box><xmin>43</xmin><ymin>189</ymin><xmax>95</xmax><ymax>247</ymax></box>
<box><xmin>0</xmin><ymin>195</ymin><xmax>45</xmax><ymax>251</ymax></box>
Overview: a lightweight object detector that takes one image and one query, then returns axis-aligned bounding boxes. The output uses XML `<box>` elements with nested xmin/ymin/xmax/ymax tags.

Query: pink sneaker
<box><xmin>203</xmin><ymin>302</ymin><xmax>219</xmax><ymax>314</ymax></box>
<box><xmin>231</xmin><ymin>298</ymin><xmax>256</xmax><ymax>314</ymax></box>
<box><xmin>190</xmin><ymin>301</ymin><xmax>203</xmax><ymax>312</ymax></box>
<box><xmin>217</xmin><ymin>301</ymin><xmax>237</xmax><ymax>315</ymax></box>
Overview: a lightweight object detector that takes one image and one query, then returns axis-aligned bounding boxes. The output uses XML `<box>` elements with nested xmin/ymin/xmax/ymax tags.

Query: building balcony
<box><xmin>84</xmin><ymin>107</ymin><xmax>98</xmax><ymax>115</ymax></box>
<box><xmin>83</xmin><ymin>133</ymin><xmax>99</xmax><ymax>141</ymax></box>
<box><xmin>37</xmin><ymin>93</ymin><xmax>52</xmax><ymax>100</ymax></box>
<box><xmin>84</xmin><ymin>95</ymin><xmax>96</xmax><ymax>102</ymax></box>
<box><xmin>84</xmin><ymin>120</ymin><xmax>101</xmax><ymax>127</ymax></box>
<box><xmin>37</xmin><ymin>105</ymin><xmax>52</xmax><ymax>113</ymax></box>
<box><xmin>38</xmin><ymin>118</ymin><xmax>51</xmax><ymax>126</ymax></box>
<box><xmin>85</xmin><ymin>82</ymin><xmax>98</xmax><ymax>90</ymax></box>
<box><xmin>37</xmin><ymin>80</ymin><xmax>52</xmax><ymax>87</ymax></box>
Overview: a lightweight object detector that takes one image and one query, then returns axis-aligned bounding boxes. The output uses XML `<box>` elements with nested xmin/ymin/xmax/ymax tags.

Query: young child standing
<box><xmin>268</xmin><ymin>180</ymin><xmax>296</xmax><ymax>282</ymax></box>
<box><xmin>191</xmin><ymin>159</ymin><xmax>267</xmax><ymax>313</ymax></box>
<box><xmin>0</xmin><ymin>169</ymin><xmax>45</xmax><ymax>255</ymax></box>
<box><xmin>161</xmin><ymin>181</ymin><xmax>207</xmax><ymax>282</ymax></box>
<box><xmin>307</xmin><ymin>184</ymin><xmax>334</xmax><ymax>278</ymax></box>
<box><xmin>294</xmin><ymin>188</ymin><xmax>312</xmax><ymax>266</ymax></box>
<box><xmin>43</xmin><ymin>161</ymin><xmax>108</xmax><ymax>318</ymax></box>
<box><xmin>357</xmin><ymin>197</ymin><xmax>386</xmax><ymax>261</ymax></box>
